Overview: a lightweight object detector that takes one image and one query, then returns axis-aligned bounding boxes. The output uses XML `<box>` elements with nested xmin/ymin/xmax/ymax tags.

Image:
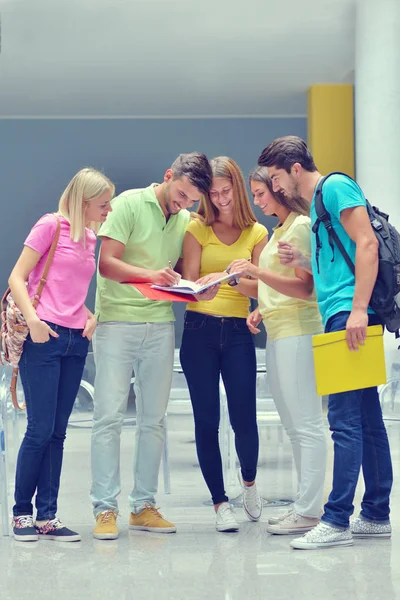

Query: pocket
<box><xmin>233</xmin><ymin>318</ymin><xmax>249</xmax><ymax>332</ymax></box>
<box><xmin>183</xmin><ymin>312</ymin><xmax>206</xmax><ymax>331</ymax></box>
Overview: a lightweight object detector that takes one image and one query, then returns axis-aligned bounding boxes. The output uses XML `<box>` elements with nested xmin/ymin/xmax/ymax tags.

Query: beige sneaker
<box><xmin>93</xmin><ymin>510</ymin><xmax>119</xmax><ymax>540</ymax></box>
<box><xmin>267</xmin><ymin>511</ymin><xmax>320</xmax><ymax>535</ymax></box>
<box><xmin>129</xmin><ymin>504</ymin><xmax>177</xmax><ymax>533</ymax></box>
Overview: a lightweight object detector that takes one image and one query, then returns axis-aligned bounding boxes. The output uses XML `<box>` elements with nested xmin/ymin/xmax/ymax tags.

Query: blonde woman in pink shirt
<box><xmin>8</xmin><ymin>168</ymin><xmax>114</xmax><ymax>542</ymax></box>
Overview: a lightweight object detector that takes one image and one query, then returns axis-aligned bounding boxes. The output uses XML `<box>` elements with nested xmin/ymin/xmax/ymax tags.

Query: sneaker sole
<box><xmin>216</xmin><ymin>525</ymin><xmax>239</xmax><ymax>533</ymax></box>
<box><xmin>38</xmin><ymin>535</ymin><xmax>81</xmax><ymax>542</ymax></box>
<box><xmin>352</xmin><ymin>532</ymin><xmax>391</xmax><ymax>539</ymax></box>
<box><xmin>93</xmin><ymin>532</ymin><xmax>119</xmax><ymax>540</ymax></box>
<box><xmin>268</xmin><ymin>525</ymin><xmax>316</xmax><ymax>535</ymax></box>
<box><xmin>129</xmin><ymin>526</ymin><xmax>177</xmax><ymax>533</ymax></box>
<box><xmin>290</xmin><ymin>539</ymin><xmax>354</xmax><ymax>550</ymax></box>
<box><xmin>13</xmin><ymin>534</ymin><xmax>38</xmax><ymax>542</ymax></box>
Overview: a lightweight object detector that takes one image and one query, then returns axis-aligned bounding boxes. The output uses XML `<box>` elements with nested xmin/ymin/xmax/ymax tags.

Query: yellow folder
<box><xmin>312</xmin><ymin>324</ymin><xmax>387</xmax><ymax>396</ymax></box>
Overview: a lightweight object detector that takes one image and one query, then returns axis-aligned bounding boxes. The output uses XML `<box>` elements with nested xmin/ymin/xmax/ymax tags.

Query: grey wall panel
<box><xmin>0</xmin><ymin>117</ymin><xmax>307</xmax><ymax>346</ymax></box>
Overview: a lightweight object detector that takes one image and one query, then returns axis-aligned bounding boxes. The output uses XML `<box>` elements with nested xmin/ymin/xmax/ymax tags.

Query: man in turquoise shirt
<box><xmin>258</xmin><ymin>136</ymin><xmax>392</xmax><ymax>550</ymax></box>
<box><xmin>91</xmin><ymin>153</ymin><xmax>213</xmax><ymax>539</ymax></box>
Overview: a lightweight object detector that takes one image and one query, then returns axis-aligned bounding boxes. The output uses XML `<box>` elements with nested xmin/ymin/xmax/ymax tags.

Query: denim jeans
<box><xmin>180</xmin><ymin>311</ymin><xmax>259</xmax><ymax>505</ymax></box>
<box><xmin>13</xmin><ymin>324</ymin><xmax>89</xmax><ymax>521</ymax></box>
<box><xmin>321</xmin><ymin>311</ymin><xmax>393</xmax><ymax>528</ymax></box>
<box><xmin>90</xmin><ymin>322</ymin><xmax>174</xmax><ymax>515</ymax></box>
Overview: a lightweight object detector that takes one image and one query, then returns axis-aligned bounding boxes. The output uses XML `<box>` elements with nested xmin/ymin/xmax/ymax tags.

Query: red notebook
<box><xmin>126</xmin><ymin>283</ymin><xmax>198</xmax><ymax>303</ymax></box>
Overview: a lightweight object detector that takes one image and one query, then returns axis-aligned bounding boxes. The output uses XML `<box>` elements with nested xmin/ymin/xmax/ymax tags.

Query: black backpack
<box><xmin>312</xmin><ymin>172</ymin><xmax>400</xmax><ymax>336</ymax></box>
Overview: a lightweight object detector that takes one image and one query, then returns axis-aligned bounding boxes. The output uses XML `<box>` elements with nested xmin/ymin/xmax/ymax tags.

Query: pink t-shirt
<box><xmin>25</xmin><ymin>214</ymin><xmax>97</xmax><ymax>329</ymax></box>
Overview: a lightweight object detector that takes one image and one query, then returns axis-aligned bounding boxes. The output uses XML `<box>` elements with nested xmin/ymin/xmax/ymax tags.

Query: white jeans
<box><xmin>266</xmin><ymin>334</ymin><xmax>327</xmax><ymax>517</ymax></box>
<box><xmin>90</xmin><ymin>321</ymin><xmax>174</xmax><ymax>515</ymax></box>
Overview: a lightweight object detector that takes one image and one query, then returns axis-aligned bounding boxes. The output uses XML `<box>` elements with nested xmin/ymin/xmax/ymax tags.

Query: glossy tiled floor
<box><xmin>1</xmin><ymin>402</ymin><xmax>400</xmax><ymax>600</ymax></box>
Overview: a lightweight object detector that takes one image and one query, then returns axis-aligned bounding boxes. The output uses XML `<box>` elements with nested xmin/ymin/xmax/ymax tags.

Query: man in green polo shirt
<box><xmin>91</xmin><ymin>153</ymin><xmax>213</xmax><ymax>539</ymax></box>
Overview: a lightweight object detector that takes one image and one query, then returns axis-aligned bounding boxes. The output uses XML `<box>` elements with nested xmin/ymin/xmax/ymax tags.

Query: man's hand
<box><xmin>83</xmin><ymin>314</ymin><xmax>98</xmax><ymax>341</ymax></box>
<box><xmin>227</xmin><ymin>260</ymin><xmax>258</xmax><ymax>278</ymax></box>
<box><xmin>345</xmin><ymin>309</ymin><xmax>368</xmax><ymax>351</ymax></box>
<box><xmin>277</xmin><ymin>242</ymin><xmax>309</xmax><ymax>270</ymax></box>
<box><xmin>151</xmin><ymin>268</ymin><xmax>181</xmax><ymax>286</ymax></box>
<box><xmin>247</xmin><ymin>307</ymin><xmax>262</xmax><ymax>334</ymax></box>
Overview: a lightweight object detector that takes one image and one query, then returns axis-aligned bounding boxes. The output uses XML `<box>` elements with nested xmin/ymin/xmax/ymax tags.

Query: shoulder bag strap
<box><xmin>32</xmin><ymin>215</ymin><xmax>61</xmax><ymax>309</ymax></box>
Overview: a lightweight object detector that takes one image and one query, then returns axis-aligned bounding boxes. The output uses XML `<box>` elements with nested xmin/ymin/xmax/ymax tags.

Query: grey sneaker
<box><xmin>238</xmin><ymin>472</ymin><xmax>262</xmax><ymax>522</ymax></box>
<box><xmin>350</xmin><ymin>515</ymin><xmax>391</xmax><ymax>538</ymax></box>
<box><xmin>290</xmin><ymin>522</ymin><xmax>354</xmax><ymax>550</ymax></box>
<box><xmin>267</xmin><ymin>512</ymin><xmax>320</xmax><ymax>535</ymax></box>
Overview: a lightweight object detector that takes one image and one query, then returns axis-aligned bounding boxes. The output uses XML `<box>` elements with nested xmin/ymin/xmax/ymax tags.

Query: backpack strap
<box><xmin>312</xmin><ymin>172</ymin><xmax>356</xmax><ymax>275</ymax></box>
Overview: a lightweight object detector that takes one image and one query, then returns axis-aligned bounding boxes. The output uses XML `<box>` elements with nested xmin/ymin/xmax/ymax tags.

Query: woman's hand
<box><xmin>83</xmin><ymin>313</ymin><xmax>98</xmax><ymax>341</ymax></box>
<box><xmin>195</xmin><ymin>272</ymin><xmax>226</xmax><ymax>286</ymax></box>
<box><xmin>27</xmin><ymin>317</ymin><xmax>59</xmax><ymax>343</ymax></box>
<box><xmin>195</xmin><ymin>284</ymin><xmax>220</xmax><ymax>301</ymax></box>
<box><xmin>246</xmin><ymin>307</ymin><xmax>262</xmax><ymax>335</ymax></box>
<box><xmin>227</xmin><ymin>260</ymin><xmax>259</xmax><ymax>278</ymax></box>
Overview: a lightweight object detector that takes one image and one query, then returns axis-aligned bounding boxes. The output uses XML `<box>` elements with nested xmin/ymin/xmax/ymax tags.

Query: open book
<box><xmin>151</xmin><ymin>272</ymin><xmax>241</xmax><ymax>295</ymax></box>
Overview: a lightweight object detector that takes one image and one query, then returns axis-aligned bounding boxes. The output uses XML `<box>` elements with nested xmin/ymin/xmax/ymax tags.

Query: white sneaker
<box><xmin>268</xmin><ymin>509</ymin><xmax>293</xmax><ymax>525</ymax></box>
<box><xmin>216</xmin><ymin>503</ymin><xmax>239</xmax><ymax>533</ymax></box>
<box><xmin>350</xmin><ymin>515</ymin><xmax>391</xmax><ymax>538</ymax></box>
<box><xmin>238</xmin><ymin>472</ymin><xmax>262</xmax><ymax>522</ymax></box>
<box><xmin>267</xmin><ymin>511</ymin><xmax>320</xmax><ymax>535</ymax></box>
<box><xmin>290</xmin><ymin>522</ymin><xmax>354</xmax><ymax>550</ymax></box>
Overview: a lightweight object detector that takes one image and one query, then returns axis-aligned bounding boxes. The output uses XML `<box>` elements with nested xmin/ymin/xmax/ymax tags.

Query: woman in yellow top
<box><xmin>228</xmin><ymin>166</ymin><xmax>327</xmax><ymax>536</ymax></box>
<box><xmin>180</xmin><ymin>156</ymin><xmax>268</xmax><ymax>532</ymax></box>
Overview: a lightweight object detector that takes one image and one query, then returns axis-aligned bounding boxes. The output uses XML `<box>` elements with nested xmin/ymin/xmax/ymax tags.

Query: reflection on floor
<box><xmin>1</xmin><ymin>402</ymin><xmax>400</xmax><ymax>600</ymax></box>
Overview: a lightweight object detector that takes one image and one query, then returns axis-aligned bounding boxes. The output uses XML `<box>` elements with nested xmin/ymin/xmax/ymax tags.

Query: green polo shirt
<box><xmin>95</xmin><ymin>184</ymin><xmax>190</xmax><ymax>323</ymax></box>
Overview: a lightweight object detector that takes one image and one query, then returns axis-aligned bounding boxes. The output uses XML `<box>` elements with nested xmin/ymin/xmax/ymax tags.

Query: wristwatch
<box><xmin>225</xmin><ymin>267</ymin><xmax>240</xmax><ymax>287</ymax></box>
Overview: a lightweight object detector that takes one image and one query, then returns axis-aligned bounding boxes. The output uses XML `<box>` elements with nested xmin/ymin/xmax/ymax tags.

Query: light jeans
<box><xmin>266</xmin><ymin>333</ymin><xmax>327</xmax><ymax>518</ymax></box>
<box><xmin>90</xmin><ymin>321</ymin><xmax>174</xmax><ymax>515</ymax></box>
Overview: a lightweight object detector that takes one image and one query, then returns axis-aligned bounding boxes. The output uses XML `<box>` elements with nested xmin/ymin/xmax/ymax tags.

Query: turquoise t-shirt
<box><xmin>310</xmin><ymin>174</ymin><xmax>372</xmax><ymax>326</ymax></box>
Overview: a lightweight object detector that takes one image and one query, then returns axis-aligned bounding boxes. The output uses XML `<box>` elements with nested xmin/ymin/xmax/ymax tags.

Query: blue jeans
<box><xmin>180</xmin><ymin>312</ymin><xmax>259</xmax><ymax>505</ymax></box>
<box><xmin>321</xmin><ymin>311</ymin><xmax>393</xmax><ymax>528</ymax></box>
<box><xmin>13</xmin><ymin>324</ymin><xmax>89</xmax><ymax>521</ymax></box>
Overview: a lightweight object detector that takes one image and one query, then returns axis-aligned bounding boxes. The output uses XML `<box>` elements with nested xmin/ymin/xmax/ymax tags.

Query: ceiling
<box><xmin>0</xmin><ymin>0</ymin><xmax>356</xmax><ymax>117</ymax></box>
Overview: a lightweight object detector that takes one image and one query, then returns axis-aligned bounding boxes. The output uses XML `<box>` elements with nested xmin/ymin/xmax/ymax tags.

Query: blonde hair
<box><xmin>249</xmin><ymin>166</ymin><xmax>310</xmax><ymax>216</ymax></box>
<box><xmin>58</xmin><ymin>168</ymin><xmax>115</xmax><ymax>243</ymax></box>
<box><xmin>195</xmin><ymin>156</ymin><xmax>257</xmax><ymax>229</ymax></box>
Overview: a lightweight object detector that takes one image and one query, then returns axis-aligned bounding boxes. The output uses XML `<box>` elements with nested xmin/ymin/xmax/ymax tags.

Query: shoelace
<box><xmin>143</xmin><ymin>503</ymin><xmax>164</xmax><ymax>520</ymax></box>
<box><xmin>302</xmin><ymin>522</ymin><xmax>330</xmax><ymax>539</ymax></box>
<box><xmin>46</xmin><ymin>518</ymin><xmax>64</xmax><ymax>530</ymax></box>
<box><xmin>219</xmin><ymin>504</ymin><xmax>236</xmax><ymax>520</ymax></box>
<box><xmin>99</xmin><ymin>510</ymin><xmax>116</xmax><ymax>524</ymax></box>
<box><xmin>15</xmin><ymin>516</ymin><xmax>34</xmax><ymax>528</ymax></box>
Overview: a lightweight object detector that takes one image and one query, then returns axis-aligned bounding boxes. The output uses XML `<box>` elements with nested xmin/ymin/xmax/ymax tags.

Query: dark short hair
<box><xmin>258</xmin><ymin>136</ymin><xmax>317</xmax><ymax>173</ymax></box>
<box><xmin>171</xmin><ymin>152</ymin><xmax>212</xmax><ymax>196</ymax></box>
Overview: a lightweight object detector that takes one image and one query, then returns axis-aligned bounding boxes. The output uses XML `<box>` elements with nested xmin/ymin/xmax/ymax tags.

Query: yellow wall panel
<box><xmin>308</xmin><ymin>84</ymin><xmax>354</xmax><ymax>178</ymax></box>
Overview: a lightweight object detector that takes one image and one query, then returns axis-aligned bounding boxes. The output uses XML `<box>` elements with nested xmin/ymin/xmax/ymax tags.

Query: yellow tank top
<box><xmin>186</xmin><ymin>218</ymin><xmax>268</xmax><ymax>318</ymax></box>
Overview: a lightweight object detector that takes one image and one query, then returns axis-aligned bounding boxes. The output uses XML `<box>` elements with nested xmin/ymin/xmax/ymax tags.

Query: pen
<box><xmin>225</xmin><ymin>258</ymin><xmax>251</xmax><ymax>274</ymax></box>
<box><xmin>168</xmin><ymin>261</ymin><xmax>173</xmax><ymax>270</ymax></box>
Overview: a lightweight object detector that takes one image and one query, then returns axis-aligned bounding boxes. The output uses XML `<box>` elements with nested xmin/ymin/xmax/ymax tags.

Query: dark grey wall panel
<box><xmin>0</xmin><ymin>117</ymin><xmax>307</xmax><ymax>346</ymax></box>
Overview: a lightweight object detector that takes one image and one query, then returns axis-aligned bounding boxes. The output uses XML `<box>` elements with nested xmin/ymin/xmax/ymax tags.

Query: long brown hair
<box><xmin>195</xmin><ymin>157</ymin><xmax>257</xmax><ymax>229</ymax></box>
<box><xmin>249</xmin><ymin>166</ymin><xmax>310</xmax><ymax>216</ymax></box>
